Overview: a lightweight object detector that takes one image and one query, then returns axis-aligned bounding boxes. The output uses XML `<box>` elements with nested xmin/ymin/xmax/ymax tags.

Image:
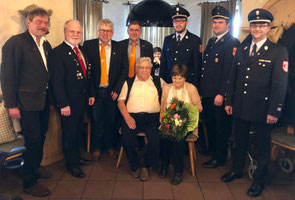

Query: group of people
<box><xmin>0</xmin><ymin>3</ymin><xmax>289</xmax><ymax>198</ymax></box>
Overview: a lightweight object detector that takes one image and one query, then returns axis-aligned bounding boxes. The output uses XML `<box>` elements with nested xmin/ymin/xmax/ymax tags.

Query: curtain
<box><xmin>200</xmin><ymin>0</ymin><xmax>236</xmax><ymax>50</ymax></box>
<box><xmin>73</xmin><ymin>0</ymin><xmax>103</xmax><ymax>42</ymax></box>
<box><xmin>141</xmin><ymin>27</ymin><xmax>174</xmax><ymax>48</ymax></box>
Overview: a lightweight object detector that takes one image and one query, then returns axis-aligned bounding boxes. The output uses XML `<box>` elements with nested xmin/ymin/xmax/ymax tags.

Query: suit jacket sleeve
<box><xmin>218</xmin><ymin>39</ymin><xmax>240</xmax><ymax>96</ymax></box>
<box><xmin>225</xmin><ymin>51</ymin><xmax>239</xmax><ymax>107</ymax></box>
<box><xmin>160</xmin><ymin>37</ymin><xmax>168</xmax><ymax>82</ymax></box>
<box><xmin>113</xmin><ymin>44</ymin><xmax>128</xmax><ymax>94</ymax></box>
<box><xmin>48</xmin><ymin>50</ymin><xmax>69</xmax><ymax>108</ymax></box>
<box><xmin>268</xmin><ymin>46</ymin><xmax>289</xmax><ymax>117</ymax></box>
<box><xmin>1</xmin><ymin>36</ymin><xmax>22</xmax><ymax>108</ymax></box>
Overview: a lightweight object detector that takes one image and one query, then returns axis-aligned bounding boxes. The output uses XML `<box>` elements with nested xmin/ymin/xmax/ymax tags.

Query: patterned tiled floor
<box><xmin>1</xmin><ymin>149</ymin><xmax>295</xmax><ymax>200</ymax></box>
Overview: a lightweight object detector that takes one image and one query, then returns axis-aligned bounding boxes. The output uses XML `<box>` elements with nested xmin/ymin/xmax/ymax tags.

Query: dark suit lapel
<box><xmin>249</xmin><ymin>39</ymin><xmax>271</xmax><ymax>65</ymax></box>
<box><xmin>139</xmin><ymin>39</ymin><xmax>146</xmax><ymax>56</ymax></box>
<box><xmin>242</xmin><ymin>43</ymin><xmax>251</xmax><ymax>63</ymax></box>
<box><xmin>109</xmin><ymin>40</ymin><xmax>116</xmax><ymax>82</ymax></box>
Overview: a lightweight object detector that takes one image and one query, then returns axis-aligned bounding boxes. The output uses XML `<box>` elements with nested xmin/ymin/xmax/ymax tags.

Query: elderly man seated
<box><xmin>118</xmin><ymin>57</ymin><xmax>166</xmax><ymax>181</ymax></box>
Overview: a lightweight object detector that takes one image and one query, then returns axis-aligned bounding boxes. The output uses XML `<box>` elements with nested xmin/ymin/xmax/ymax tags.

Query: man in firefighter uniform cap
<box><xmin>221</xmin><ymin>8</ymin><xmax>289</xmax><ymax>197</ymax></box>
<box><xmin>160</xmin><ymin>6</ymin><xmax>202</xmax><ymax>85</ymax></box>
<box><xmin>200</xmin><ymin>6</ymin><xmax>240</xmax><ymax>168</ymax></box>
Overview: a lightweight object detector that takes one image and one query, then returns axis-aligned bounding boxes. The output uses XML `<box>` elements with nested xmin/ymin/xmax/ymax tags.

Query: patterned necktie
<box><xmin>129</xmin><ymin>42</ymin><xmax>136</xmax><ymax>78</ymax></box>
<box><xmin>73</xmin><ymin>46</ymin><xmax>86</xmax><ymax>77</ymax></box>
<box><xmin>251</xmin><ymin>44</ymin><xmax>257</xmax><ymax>56</ymax></box>
<box><xmin>100</xmin><ymin>44</ymin><xmax>107</xmax><ymax>85</ymax></box>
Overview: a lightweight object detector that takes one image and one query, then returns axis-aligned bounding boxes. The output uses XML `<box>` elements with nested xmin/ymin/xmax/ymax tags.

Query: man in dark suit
<box><xmin>120</xmin><ymin>21</ymin><xmax>153</xmax><ymax>78</ymax></box>
<box><xmin>1</xmin><ymin>8</ymin><xmax>52</xmax><ymax>197</ymax></box>
<box><xmin>200</xmin><ymin>6</ymin><xmax>240</xmax><ymax>168</ymax></box>
<box><xmin>160</xmin><ymin>6</ymin><xmax>202</xmax><ymax>85</ymax></box>
<box><xmin>83</xmin><ymin>19</ymin><xmax>128</xmax><ymax>161</ymax></box>
<box><xmin>221</xmin><ymin>9</ymin><xmax>288</xmax><ymax>197</ymax></box>
<box><xmin>49</xmin><ymin>20</ymin><xmax>95</xmax><ymax>178</ymax></box>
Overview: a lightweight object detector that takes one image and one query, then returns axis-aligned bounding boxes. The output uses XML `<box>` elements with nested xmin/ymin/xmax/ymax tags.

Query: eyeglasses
<box><xmin>128</xmin><ymin>29</ymin><xmax>141</xmax><ymax>33</ymax></box>
<box><xmin>137</xmin><ymin>66</ymin><xmax>152</xmax><ymax>70</ymax></box>
<box><xmin>250</xmin><ymin>24</ymin><xmax>269</xmax><ymax>29</ymax></box>
<box><xmin>173</xmin><ymin>19</ymin><xmax>187</xmax><ymax>24</ymax></box>
<box><xmin>99</xmin><ymin>29</ymin><xmax>113</xmax><ymax>34</ymax></box>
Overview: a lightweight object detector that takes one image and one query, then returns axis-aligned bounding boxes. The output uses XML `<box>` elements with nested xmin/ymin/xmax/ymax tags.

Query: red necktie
<box><xmin>73</xmin><ymin>46</ymin><xmax>87</xmax><ymax>77</ymax></box>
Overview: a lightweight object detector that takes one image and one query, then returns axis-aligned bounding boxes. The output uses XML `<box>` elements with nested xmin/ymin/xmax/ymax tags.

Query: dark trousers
<box><xmin>91</xmin><ymin>88</ymin><xmax>117</xmax><ymax>151</ymax></box>
<box><xmin>20</xmin><ymin>97</ymin><xmax>50</xmax><ymax>188</ymax></box>
<box><xmin>203</xmin><ymin>97</ymin><xmax>231</xmax><ymax>162</ymax></box>
<box><xmin>60</xmin><ymin>103</ymin><xmax>85</xmax><ymax>169</ymax></box>
<box><xmin>232</xmin><ymin>117</ymin><xmax>272</xmax><ymax>185</ymax></box>
<box><xmin>121</xmin><ymin>113</ymin><xmax>160</xmax><ymax>171</ymax></box>
<box><xmin>161</xmin><ymin>138</ymin><xmax>186</xmax><ymax>174</ymax></box>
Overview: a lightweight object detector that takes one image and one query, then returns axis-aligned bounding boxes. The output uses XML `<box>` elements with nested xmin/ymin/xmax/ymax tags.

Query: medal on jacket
<box><xmin>215</xmin><ymin>58</ymin><xmax>219</xmax><ymax>63</ymax></box>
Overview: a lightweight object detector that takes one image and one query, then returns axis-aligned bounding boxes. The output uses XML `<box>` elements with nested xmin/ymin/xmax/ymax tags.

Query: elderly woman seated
<box><xmin>159</xmin><ymin>64</ymin><xmax>202</xmax><ymax>185</ymax></box>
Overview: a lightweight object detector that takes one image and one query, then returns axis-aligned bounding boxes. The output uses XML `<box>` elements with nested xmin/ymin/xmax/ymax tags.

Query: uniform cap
<box><xmin>211</xmin><ymin>6</ymin><xmax>231</xmax><ymax>20</ymax></box>
<box><xmin>248</xmin><ymin>8</ymin><xmax>273</xmax><ymax>23</ymax></box>
<box><xmin>171</xmin><ymin>6</ymin><xmax>190</xmax><ymax>19</ymax></box>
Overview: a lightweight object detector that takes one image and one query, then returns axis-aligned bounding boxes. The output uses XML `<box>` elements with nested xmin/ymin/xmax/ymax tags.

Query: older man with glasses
<box><xmin>84</xmin><ymin>19</ymin><xmax>128</xmax><ymax>161</ymax></box>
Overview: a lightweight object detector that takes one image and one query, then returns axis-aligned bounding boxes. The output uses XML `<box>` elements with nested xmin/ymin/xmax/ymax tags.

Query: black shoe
<box><xmin>80</xmin><ymin>159</ymin><xmax>94</xmax><ymax>166</ymax></box>
<box><xmin>69</xmin><ymin>167</ymin><xmax>86</xmax><ymax>178</ymax></box>
<box><xmin>247</xmin><ymin>183</ymin><xmax>263</xmax><ymax>197</ymax></box>
<box><xmin>202</xmin><ymin>159</ymin><xmax>225</xmax><ymax>168</ymax></box>
<box><xmin>221</xmin><ymin>171</ymin><xmax>242</xmax><ymax>183</ymax></box>
<box><xmin>171</xmin><ymin>173</ymin><xmax>183</xmax><ymax>185</ymax></box>
<box><xmin>159</xmin><ymin>167</ymin><xmax>168</xmax><ymax>178</ymax></box>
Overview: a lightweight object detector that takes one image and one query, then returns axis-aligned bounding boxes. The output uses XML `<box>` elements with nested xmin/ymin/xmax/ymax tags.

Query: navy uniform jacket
<box><xmin>83</xmin><ymin>39</ymin><xmax>128</xmax><ymax>95</ymax></box>
<box><xmin>48</xmin><ymin>42</ymin><xmax>94</xmax><ymax>110</ymax></box>
<box><xmin>160</xmin><ymin>31</ymin><xmax>202</xmax><ymax>85</ymax></box>
<box><xmin>1</xmin><ymin>30</ymin><xmax>51</xmax><ymax>111</ymax></box>
<box><xmin>199</xmin><ymin>32</ymin><xmax>240</xmax><ymax>97</ymax></box>
<box><xmin>225</xmin><ymin>39</ymin><xmax>289</xmax><ymax>122</ymax></box>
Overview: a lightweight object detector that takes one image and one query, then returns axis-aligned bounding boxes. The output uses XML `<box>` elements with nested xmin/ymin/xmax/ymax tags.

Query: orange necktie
<box><xmin>100</xmin><ymin>44</ymin><xmax>107</xmax><ymax>85</ymax></box>
<box><xmin>129</xmin><ymin>42</ymin><xmax>136</xmax><ymax>78</ymax></box>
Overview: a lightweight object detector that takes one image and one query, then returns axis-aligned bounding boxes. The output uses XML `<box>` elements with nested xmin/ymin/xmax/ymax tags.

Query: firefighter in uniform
<box><xmin>200</xmin><ymin>6</ymin><xmax>240</xmax><ymax>168</ymax></box>
<box><xmin>221</xmin><ymin>9</ymin><xmax>289</xmax><ymax>197</ymax></box>
<box><xmin>160</xmin><ymin>6</ymin><xmax>202</xmax><ymax>85</ymax></box>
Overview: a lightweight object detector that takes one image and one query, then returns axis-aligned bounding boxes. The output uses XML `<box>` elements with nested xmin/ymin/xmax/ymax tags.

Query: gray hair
<box><xmin>64</xmin><ymin>19</ymin><xmax>82</xmax><ymax>31</ymax></box>
<box><xmin>136</xmin><ymin>57</ymin><xmax>152</xmax><ymax>68</ymax></box>
<box><xmin>97</xmin><ymin>19</ymin><xmax>114</xmax><ymax>32</ymax></box>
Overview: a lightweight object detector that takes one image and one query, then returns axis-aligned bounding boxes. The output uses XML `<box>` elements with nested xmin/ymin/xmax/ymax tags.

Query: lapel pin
<box><xmin>244</xmin><ymin>46</ymin><xmax>248</xmax><ymax>50</ymax></box>
<box><xmin>113</xmin><ymin>52</ymin><xmax>116</xmax><ymax>55</ymax></box>
<box><xmin>69</xmin><ymin>52</ymin><xmax>72</xmax><ymax>55</ymax></box>
<box><xmin>172</xmin><ymin>35</ymin><xmax>175</xmax><ymax>38</ymax></box>
<box><xmin>215</xmin><ymin>58</ymin><xmax>219</xmax><ymax>63</ymax></box>
<box><xmin>185</xmin><ymin>36</ymin><xmax>188</xmax><ymax>39</ymax></box>
<box><xmin>264</xmin><ymin>46</ymin><xmax>268</xmax><ymax>50</ymax></box>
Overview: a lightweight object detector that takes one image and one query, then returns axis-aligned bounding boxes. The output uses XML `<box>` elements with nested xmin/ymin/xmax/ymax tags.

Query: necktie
<box><xmin>129</xmin><ymin>42</ymin><xmax>136</xmax><ymax>78</ymax></box>
<box><xmin>251</xmin><ymin>44</ymin><xmax>257</xmax><ymax>56</ymax></box>
<box><xmin>73</xmin><ymin>46</ymin><xmax>86</xmax><ymax>77</ymax></box>
<box><xmin>100</xmin><ymin>44</ymin><xmax>107</xmax><ymax>85</ymax></box>
<box><xmin>177</xmin><ymin>35</ymin><xmax>181</xmax><ymax>45</ymax></box>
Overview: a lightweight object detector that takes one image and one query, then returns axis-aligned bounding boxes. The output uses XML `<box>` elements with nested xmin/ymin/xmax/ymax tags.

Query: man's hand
<box><xmin>9</xmin><ymin>107</ymin><xmax>21</xmax><ymax>119</ymax></box>
<box><xmin>266</xmin><ymin>115</ymin><xmax>278</xmax><ymax>124</ymax></box>
<box><xmin>88</xmin><ymin>97</ymin><xmax>95</xmax><ymax>106</ymax></box>
<box><xmin>111</xmin><ymin>91</ymin><xmax>118</xmax><ymax>100</ymax></box>
<box><xmin>214</xmin><ymin>94</ymin><xmax>224</xmax><ymax>106</ymax></box>
<box><xmin>61</xmin><ymin>106</ymin><xmax>71</xmax><ymax>116</ymax></box>
<box><xmin>225</xmin><ymin>106</ymin><xmax>233</xmax><ymax>115</ymax></box>
<box><xmin>125</xmin><ymin>115</ymin><xmax>136</xmax><ymax>130</ymax></box>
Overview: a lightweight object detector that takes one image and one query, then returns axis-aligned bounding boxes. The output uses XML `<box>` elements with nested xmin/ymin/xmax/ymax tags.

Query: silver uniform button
<box><xmin>238</xmin><ymin>63</ymin><xmax>240</xmax><ymax>65</ymax></box>
<box><xmin>265</xmin><ymin>97</ymin><xmax>268</xmax><ymax>100</ymax></box>
<box><xmin>201</xmin><ymin>75</ymin><xmax>204</xmax><ymax>77</ymax></box>
<box><xmin>175</xmin><ymin>51</ymin><xmax>178</xmax><ymax>53</ymax></box>
<box><xmin>246</xmin><ymin>76</ymin><xmax>249</xmax><ymax>79</ymax></box>
<box><xmin>202</xmin><ymin>68</ymin><xmax>204</xmax><ymax>70</ymax></box>
<box><xmin>174</xmin><ymin>58</ymin><xmax>177</xmax><ymax>61</ymax></box>
<box><xmin>206</xmin><ymin>54</ymin><xmax>208</xmax><ymax>56</ymax></box>
<box><xmin>204</xmin><ymin>61</ymin><xmax>206</xmax><ymax>63</ymax></box>
<box><xmin>247</xmin><ymin>68</ymin><xmax>250</xmax><ymax>70</ymax></box>
<box><xmin>244</xmin><ymin>91</ymin><xmax>247</xmax><ymax>94</ymax></box>
<box><xmin>245</xmin><ymin>83</ymin><xmax>248</xmax><ymax>86</ymax></box>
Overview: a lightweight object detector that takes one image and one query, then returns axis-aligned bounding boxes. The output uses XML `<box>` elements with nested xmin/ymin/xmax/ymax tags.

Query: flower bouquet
<box><xmin>159</xmin><ymin>97</ymin><xmax>199</xmax><ymax>142</ymax></box>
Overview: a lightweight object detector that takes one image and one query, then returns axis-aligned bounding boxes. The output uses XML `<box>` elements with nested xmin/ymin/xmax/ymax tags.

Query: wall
<box><xmin>0</xmin><ymin>0</ymin><xmax>73</xmax><ymax>61</ymax></box>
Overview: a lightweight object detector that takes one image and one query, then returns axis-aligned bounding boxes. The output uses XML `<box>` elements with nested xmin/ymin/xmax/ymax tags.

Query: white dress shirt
<box><xmin>30</xmin><ymin>33</ymin><xmax>48</xmax><ymax>71</ymax></box>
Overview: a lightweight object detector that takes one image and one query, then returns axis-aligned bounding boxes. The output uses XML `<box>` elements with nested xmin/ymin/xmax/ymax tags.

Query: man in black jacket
<box><xmin>120</xmin><ymin>21</ymin><xmax>153</xmax><ymax>78</ymax></box>
<box><xmin>221</xmin><ymin>9</ymin><xmax>288</xmax><ymax>197</ymax></box>
<box><xmin>49</xmin><ymin>20</ymin><xmax>95</xmax><ymax>178</ymax></box>
<box><xmin>84</xmin><ymin>19</ymin><xmax>128</xmax><ymax>161</ymax></box>
<box><xmin>1</xmin><ymin>8</ymin><xmax>52</xmax><ymax>197</ymax></box>
<box><xmin>160</xmin><ymin>6</ymin><xmax>202</xmax><ymax>85</ymax></box>
<box><xmin>200</xmin><ymin>6</ymin><xmax>240</xmax><ymax>168</ymax></box>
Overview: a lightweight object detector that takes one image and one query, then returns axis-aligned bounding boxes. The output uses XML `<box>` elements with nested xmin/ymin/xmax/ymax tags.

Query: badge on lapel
<box><xmin>232</xmin><ymin>47</ymin><xmax>237</xmax><ymax>56</ymax></box>
<box><xmin>215</xmin><ymin>58</ymin><xmax>219</xmax><ymax>63</ymax></box>
<box><xmin>264</xmin><ymin>46</ymin><xmax>268</xmax><ymax>51</ymax></box>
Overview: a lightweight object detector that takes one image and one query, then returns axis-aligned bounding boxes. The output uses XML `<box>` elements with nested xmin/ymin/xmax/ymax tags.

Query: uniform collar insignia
<box><xmin>185</xmin><ymin>35</ymin><xmax>188</xmax><ymax>39</ymax></box>
<box><xmin>264</xmin><ymin>46</ymin><xmax>268</xmax><ymax>50</ymax></box>
<box><xmin>244</xmin><ymin>46</ymin><xmax>248</xmax><ymax>50</ymax></box>
<box><xmin>172</xmin><ymin>35</ymin><xmax>175</xmax><ymax>38</ymax></box>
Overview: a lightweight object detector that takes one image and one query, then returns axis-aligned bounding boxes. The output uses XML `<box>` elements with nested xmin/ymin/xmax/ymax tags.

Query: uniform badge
<box><xmin>176</xmin><ymin>7</ymin><xmax>179</xmax><ymax>11</ymax></box>
<box><xmin>277</xmin><ymin>107</ymin><xmax>282</xmax><ymax>112</ymax></box>
<box><xmin>256</xmin><ymin>10</ymin><xmax>259</xmax><ymax>15</ymax></box>
<box><xmin>185</xmin><ymin>36</ymin><xmax>188</xmax><ymax>39</ymax></box>
<box><xmin>199</xmin><ymin>44</ymin><xmax>202</xmax><ymax>53</ymax></box>
<box><xmin>282</xmin><ymin>61</ymin><xmax>289</xmax><ymax>72</ymax></box>
<box><xmin>232</xmin><ymin>47</ymin><xmax>237</xmax><ymax>56</ymax></box>
<box><xmin>264</xmin><ymin>46</ymin><xmax>268</xmax><ymax>50</ymax></box>
<box><xmin>113</xmin><ymin>52</ymin><xmax>116</xmax><ymax>55</ymax></box>
<box><xmin>215</xmin><ymin>58</ymin><xmax>219</xmax><ymax>63</ymax></box>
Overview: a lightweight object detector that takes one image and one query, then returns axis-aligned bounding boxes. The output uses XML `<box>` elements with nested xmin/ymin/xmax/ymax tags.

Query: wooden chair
<box><xmin>84</xmin><ymin>113</ymin><xmax>91</xmax><ymax>153</ymax></box>
<box><xmin>186</xmin><ymin>133</ymin><xmax>198</xmax><ymax>176</ymax></box>
<box><xmin>199</xmin><ymin>119</ymin><xmax>209</xmax><ymax>150</ymax></box>
<box><xmin>116</xmin><ymin>131</ymin><xmax>148</xmax><ymax>168</ymax></box>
